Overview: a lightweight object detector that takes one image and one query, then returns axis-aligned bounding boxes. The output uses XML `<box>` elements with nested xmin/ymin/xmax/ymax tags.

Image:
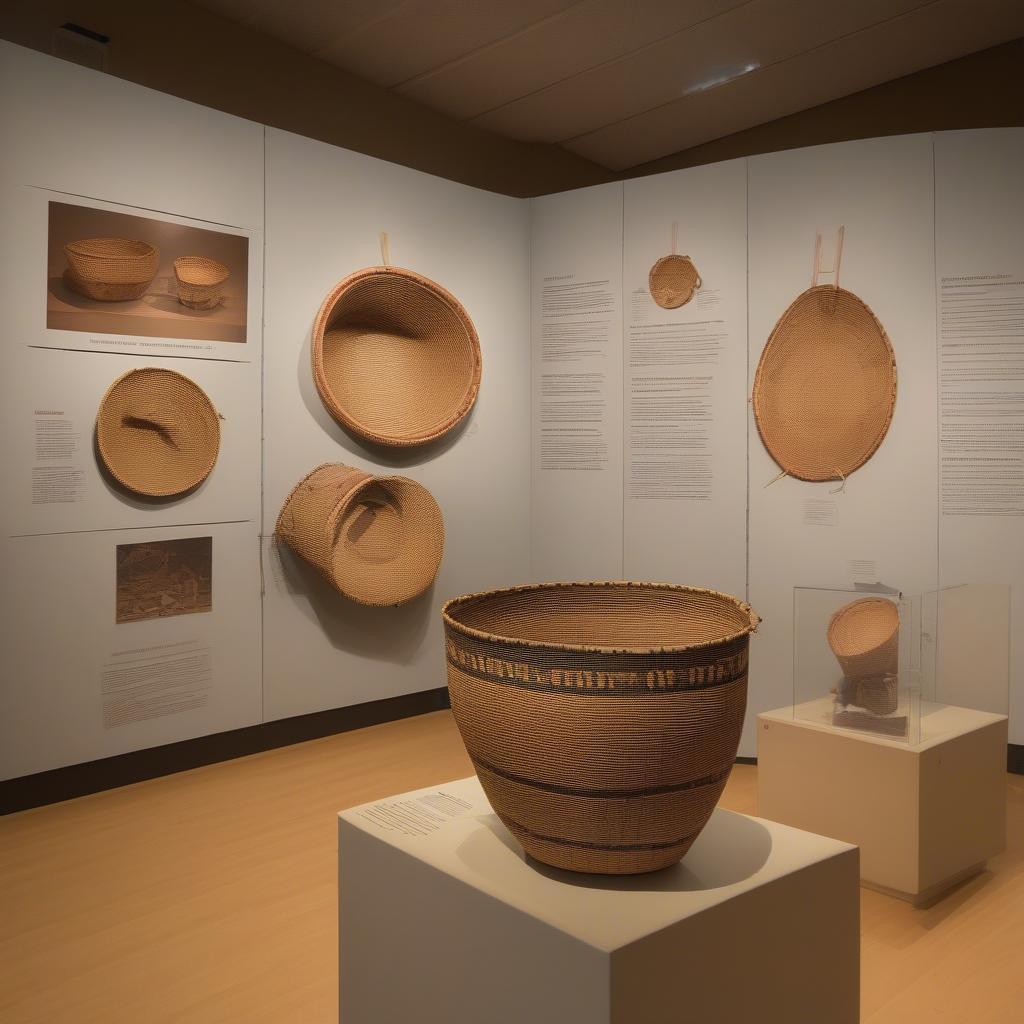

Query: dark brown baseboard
<box><xmin>1010</xmin><ymin>743</ymin><xmax>1024</xmax><ymax>776</ymax></box>
<box><xmin>1</xmin><ymin>687</ymin><xmax>451</xmax><ymax>815</ymax></box>
<box><xmin>734</xmin><ymin>756</ymin><xmax>758</xmax><ymax>766</ymax></box>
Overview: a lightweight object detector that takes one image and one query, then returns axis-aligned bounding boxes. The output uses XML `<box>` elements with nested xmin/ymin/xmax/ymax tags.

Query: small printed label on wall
<box><xmin>802</xmin><ymin>499</ymin><xmax>837</xmax><ymax>527</ymax></box>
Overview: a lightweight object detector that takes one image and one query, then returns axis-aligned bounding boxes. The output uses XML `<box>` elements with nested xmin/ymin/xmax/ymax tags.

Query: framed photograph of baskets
<box><xmin>42</xmin><ymin>193</ymin><xmax>252</xmax><ymax>353</ymax></box>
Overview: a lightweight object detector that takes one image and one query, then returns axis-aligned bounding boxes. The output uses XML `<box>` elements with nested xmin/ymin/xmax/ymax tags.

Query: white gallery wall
<box><xmin>1</xmin><ymin>40</ymin><xmax>1022</xmax><ymax>781</ymax></box>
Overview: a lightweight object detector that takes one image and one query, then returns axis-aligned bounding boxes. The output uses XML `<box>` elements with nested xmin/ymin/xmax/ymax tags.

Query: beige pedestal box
<box><xmin>338</xmin><ymin>776</ymin><xmax>860</xmax><ymax>1024</ymax></box>
<box><xmin>758</xmin><ymin>703</ymin><xmax>1008</xmax><ymax>905</ymax></box>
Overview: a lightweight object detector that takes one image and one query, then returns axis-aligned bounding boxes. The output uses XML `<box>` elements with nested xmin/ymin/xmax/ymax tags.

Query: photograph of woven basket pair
<box><xmin>753</xmin><ymin>227</ymin><xmax>897</xmax><ymax>485</ymax></box>
<box><xmin>64</xmin><ymin>237</ymin><xmax>230</xmax><ymax>311</ymax></box>
<box><xmin>828</xmin><ymin>597</ymin><xmax>900</xmax><ymax>717</ymax></box>
<box><xmin>443</xmin><ymin>581</ymin><xmax>761</xmax><ymax>875</ymax></box>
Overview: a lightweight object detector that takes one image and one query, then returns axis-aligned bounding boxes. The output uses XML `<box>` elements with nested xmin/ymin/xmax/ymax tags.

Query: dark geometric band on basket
<box><xmin>446</xmin><ymin>637</ymin><xmax>749</xmax><ymax>693</ymax></box>
<box><xmin>504</xmin><ymin>817</ymin><xmax>700</xmax><ymax>854</ymax></box>
<box><xmin>472</xmin><ymin>753</ymin><xmax>732</xmax><ymax>799</ymax></box>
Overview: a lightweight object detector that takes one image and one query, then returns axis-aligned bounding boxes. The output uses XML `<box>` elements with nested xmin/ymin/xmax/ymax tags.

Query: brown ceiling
<box><xmin>193</xmin><ymin>0</ymin><xmax>1024</xmax><ymax>171</ymax></box>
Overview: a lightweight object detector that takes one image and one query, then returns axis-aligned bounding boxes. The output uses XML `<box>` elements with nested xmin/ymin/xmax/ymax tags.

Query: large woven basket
<box><xmin>752</xmin><ymin>230</ymin><xmax>896</xmax><ymax>482</ymax></box>
<box><xmin>95</xmin><ymin>368</ymin><xmax>220</xmax><ymax>498</ymax></box>
<box><xmin>312</xmin><ymin>266</ymin><xmax>481</xmax><ymax>447</ymax></box>
<box><xmin>827</xmin><ymin>597</ymin><xmax>899</xmax><ymax>683</ymax></box>
<box><xmin>64</xmin><ymin>237</ymin><xmax>159</xmax><ymax>301</ymax></box>
<box><xmin>444</xmin><ymin>581</ymin><xmax>760</xmax><ymax>875</ymax></box>
<box><xmin>276</xmin><ymin>463</ymin><xmax>444</xmax><ymax>606</ymax></box>
<box><xmin>174</xmin><ymin>256</ymin><xmax>229</xmax><ymax>310</ymax></box>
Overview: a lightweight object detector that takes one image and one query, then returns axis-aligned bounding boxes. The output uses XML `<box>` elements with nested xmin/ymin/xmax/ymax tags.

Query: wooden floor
<box><xmin>2</xmin><ymin>710</ymin><xmax>1022</xmax><ymax>1023</ymax></box>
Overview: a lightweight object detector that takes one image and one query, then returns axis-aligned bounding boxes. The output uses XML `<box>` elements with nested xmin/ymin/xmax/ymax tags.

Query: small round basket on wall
<box><xmin>276</xmin><ymin>463</ymin><xmax>444</xmax><ymax>606</ymax></box>
<box><xmin>312</xmin><ymin>265</ymin><xmax>481</xmax><ymax>447</ymax></box>
<box><xmin>648</xmin><ymin>222</ymin><xmax>701</xmax><ymax>309</ymax></box>
<box><xmin>443</xmin><ymin>581</ymin><xmax>760</xmax><ymax>875</ymax></box>
<box><xmin>752</xmin><ymin>228</ymin><xmax>897</xmax><ymax>483</ymax></box>
<box><xmin>828</xmin><ymin>597</ymin><xmax>900</xmax><ymax>716</ymax></box>
<box><xmin>95</xmin><ymin>368</ymin><xmax>220</xmax><ymax>498</ymax></box>
<box><xmin>64</xmin><ymin>237</ymin><xmax>160</xmax><ymax>301</ymax></box>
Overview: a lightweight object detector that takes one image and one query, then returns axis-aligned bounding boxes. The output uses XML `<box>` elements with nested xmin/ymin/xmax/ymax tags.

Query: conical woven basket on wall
<box><xmin>64</xmin><ymin>237</ymin><xmax>160</xmax><ymax>301</ymax></box>
<box><xmin>828</xmin><ymin>597</ymin><xmax>899</xmax><ymax>683</ymax></box>
<box><xmin>752</xmin><ymin>229</ymin><xmax>896</xmax><ymax>483</ymax></box>
<box><xmin>312</xmin><ymin>265</ymin><xmax>481</xmax><ymax>447</ymax></box>
<box><xmin>444</xmin><ymin>581</ymin><xmax>760</xmax><ymax>875</ymax></box>
<box><xmin>276</xmin><ymin>463</ymin><xmax>444</xmax><ymax>606</ymax></box>
<box><xmin>95</xmin><ymin>368</ymin><xmax>220</xmax><ymax>498</ymax></box>
<box><xmin>648</xmin><ymin>223</ymin><xmax>701</xmax><ymax>309</ymax></box>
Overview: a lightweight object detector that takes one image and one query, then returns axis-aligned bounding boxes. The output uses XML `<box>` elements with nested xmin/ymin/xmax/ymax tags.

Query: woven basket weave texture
<box><xmin>95</xmin><ymin>368</ymin><xmax>220</xmax><ymax>498</ymax></box>
<box><xmin>312</xmin><ymin>266</ymin><xmax>481</xmax><ymax>448</ymax></box>
<box><xmin>828</xmin><ymin>596</ymin><xmax>899</xmax><ymax>688</ymax></box>
<box><xmin>649</xmin><ymin>254</ymin><xmax>700</xmax><ymax>309</ymax></box>
<box><xmin>753</xmin><ymin>284</ymin><xmax>896</xmax><ymax>482</ymax></box>
<box><xmin>174</xmin><ymin>256</ymin><xmax>229</xmax><ymax>310</ymax></box>
<box><xmin>444</xmin><ymin>581</ymin><xmax>759</xmax><ymax>874</ymax></box>
<box><xmin>64</xmin><ymin>237</ymin><xmax>160</xmax><ymax>301</ymax></box>
<box><xmin>276</xmin><ymin>463</ymin><xmax>444</xmax><ymax>606</ymax></box>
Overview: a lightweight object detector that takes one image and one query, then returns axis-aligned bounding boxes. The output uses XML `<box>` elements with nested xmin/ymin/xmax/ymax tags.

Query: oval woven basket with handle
<box><xmin>827</xmin><ymin>596</ymin><xmax>899</xmax><ymax>683</ymax></box>
<box><xmin>312</xmin><ymin>266</ymin><xmax>481</xmax><ymax>448</ymax></box>
<box><xmin>276</xmin><ymin>463</ymin><xmax>444</xmax><ymax>606</ymax></box>
<box><xmin>64</xmin><ymin>237</ymin><xmax>160</xmax><ymax>301</ymax></box>
<box><xmin>443</xmin><ymin>581</ymin><xmax>760</xmax><ymax>875</ymax></box>
<box><xmin>95</xmin><ymin>367</ymin><xmax>220</xmax><ymax>498</ymax></box>
<box><xmin>752</xmin><ymin>229</ymin><xmax>896</xmax><ymax>483</ymax></box>
<box><xmin>648</xmin><ymin>223</ymin><xmax>701</xmax><ymax>309</ymax></box>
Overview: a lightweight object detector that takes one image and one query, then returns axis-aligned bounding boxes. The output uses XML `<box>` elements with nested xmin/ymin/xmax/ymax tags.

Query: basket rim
<box><xmin>311</xmin><ymin>264</ymin><xmax>482</xmax><ymax>448</ymax></box>
<box><xmin>827</xmin><ymin>596</ymin><xmax>899</xmax><ymax>657</ymax></box>
<box><xmin>65</xmin><ymin>237</ymin><xmax>158</xmax><ymax>260</ymax></box>
<box><xmin>173</xmin><ymin>255</ymin><xmax>230</xmax><ymax>285</ymax></box>
<box><xmin>95</xmin><ymin>367</ymin><xmax>220</xmax><ymax>498</ymax></box>
<box><xmin>442</xmin><ymin>580</ymin><xmax>760</xmax><ymax>655</ymax></box>
<box><xmin>752</xmin><ymin>283</ymin><xmax>897</xmax><ymax>482</ymax></box>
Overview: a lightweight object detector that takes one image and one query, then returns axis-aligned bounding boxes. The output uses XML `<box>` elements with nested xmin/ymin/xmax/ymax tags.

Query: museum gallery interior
<box><xmin>1</xmin><ymin>2</ymin><xmax>1022</xmax><ymax>1021</ymax></box>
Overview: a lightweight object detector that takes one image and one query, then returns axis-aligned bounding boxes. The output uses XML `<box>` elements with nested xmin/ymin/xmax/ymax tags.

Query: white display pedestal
<box><xmin>338</xmin><ymin>776</ymin><xmax>859</xmax><ymax>1024</ymax></box>
<box><xmin>758</xmin><ymin>703</ymin><xmax>1007</xmax><ymax>905</ymax></box>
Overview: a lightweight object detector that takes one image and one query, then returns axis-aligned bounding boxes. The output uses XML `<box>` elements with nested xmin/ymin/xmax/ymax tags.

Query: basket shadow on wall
<box><xmin>295</xmin><ymin>317</ymin><xmax>476</xmax><ymax>470</ymax></box>
<box><xmin>457</xmin><ymin>810</ymin><xmax>774</xmax><ymax>893</ymax></box>
<box><xmin>273</xmin><ymin>539</ymin><xmax>434</xmax><ymax>663</ymax></box>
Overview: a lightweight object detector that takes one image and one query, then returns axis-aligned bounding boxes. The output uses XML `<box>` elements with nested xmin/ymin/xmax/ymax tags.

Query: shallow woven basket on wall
<box><xmin>648</xmin><ymin>223</ymin><xmax>701</xmax><ymax>309</ymax></box>
<box><xmin>443</xmin><ymin>581</ymin><xmax>760</xmax><ymax>875</ymax></box>
<box><xmin>752</xmin><ymin>228</ymin><xmax>896</xmax><ymax>483</ymax></box>
<box><xmin>64</xmin><ymin>237</ymin><xmax>160</xmax><ymax>301</ymax></box>
<box><xmin>312</xmin><ymin>265</ymin><xmax>481</xmax><ymax>447</ymax></box>
<box><xmin>95</xmin><ymin>368</ymin><xmax>220</xmax><ymax>498</ymax></box>
<box><xmin>276</xmin><ymin>463</ymin><xmax>444</xmax><ymax>606</ymax></box>
<box><xmin>828</xmin><ymin>597</ymin><xmax>899</xmax><ymax>683</ymax></box>
<box><xmin>174</xmin><ymin>256</ymin><xmax>229</xmax><ymax>310</ymax></box>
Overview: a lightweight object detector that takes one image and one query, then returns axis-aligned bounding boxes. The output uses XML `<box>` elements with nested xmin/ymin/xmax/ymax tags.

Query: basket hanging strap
<box><xmin>811</xmin><ymin>226</ymin><xmax>845</xmax><ymax>289</ymax></box>
<box><xmin>670</xmin><ymin>221</ymin><xmax>678</xmax><ymax>256</ymax></box>
<box><xmin>379</xmin><ymin>231</ymin><xmax>390</xmax><ymax>267</ymax></box>
<box><xmin>829</xmin><ymin>466</ymin><xmax>847</xmax><ymax>494</ymax></box>
<box><xmin>122</xmin><ymin>402</ymin><xmax>183</xmax><ymax>448</ymax></box>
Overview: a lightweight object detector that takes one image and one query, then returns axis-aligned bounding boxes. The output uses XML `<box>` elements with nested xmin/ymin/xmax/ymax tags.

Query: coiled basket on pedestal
<box><xmin>443</xmin><ymin>582</ymin><xmax>760</xmax><ymax>875</ymax></box>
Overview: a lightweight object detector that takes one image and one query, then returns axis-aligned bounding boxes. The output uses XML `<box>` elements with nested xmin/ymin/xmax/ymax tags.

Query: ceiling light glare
<box><xmin>682</xmin><ymin>62</ymin><xmax>759</xmax><ymax>96</ymax></box>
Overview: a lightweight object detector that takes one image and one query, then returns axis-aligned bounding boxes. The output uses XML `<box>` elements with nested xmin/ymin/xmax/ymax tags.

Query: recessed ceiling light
<box><xmin>682</xmin><ymin>62</ymin><xmax>760</xmax><ymax>96</ymax></box>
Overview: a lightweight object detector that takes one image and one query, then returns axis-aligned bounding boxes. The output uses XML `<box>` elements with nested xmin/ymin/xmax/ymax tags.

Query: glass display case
<box><xmin>793</xmin><ymin>583</ymin><xmax>1010</xmax><ymax>745</ymax></box>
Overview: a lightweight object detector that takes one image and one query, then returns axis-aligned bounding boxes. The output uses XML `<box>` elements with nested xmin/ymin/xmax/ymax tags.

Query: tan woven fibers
<box><xmin>312</xmin><ymin>266</ymin><xmax>481</xmax><ymax>447</ymax></box>
<box><xmin>443</xmin><ymin>581</ymin><xmax>760</xmax><ymax>874</ymax></box>
<box><xmin>753</xmin><ymin>285</ymin><xmax>896</xmax><ymax>481</ymax></box>
<box><xmin>174</xmin><ymin>256</ymin><xmax>229</xmax><ymax>310</ymax></box>
<box><xmin>276</xmin><ymin>463</ymin><xmax>444</xmax><ymax>606</ymax></box>
<box><xmin>854</xmin><ymin>675</ymin><xmax>899</xmax><ymax>717</ymax></box>
<box><xmin>95</xmin><ymin>368</ymin><xmax>220</xmax><ymax>498</ymax></box>
<box><xmin>64</xmin><ymin>237</ymin><xmax>159</xmax><ymax>301</ymax></box>
<box><xmin>649</xmin><ymin>254</ymin><xmax>701</xmax><ymax>309</ymax></box>
<box><xmin>828</xmin><ymin>597</ymin><xmax>899</xmax><ymax>682</ymax></box>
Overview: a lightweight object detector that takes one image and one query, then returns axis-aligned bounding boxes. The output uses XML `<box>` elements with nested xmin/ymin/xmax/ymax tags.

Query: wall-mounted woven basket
<box><xmin>95</xmin><ymin>368</ymin><xmax>220</xmax><ymax>498</ymax></box>
<box><xmin>443</xmin><ymin>581</ymin><xmax>760</xmax><ymax>875</ymax></box>
<box><xmin>174</xmin><ymin>256</ymin><xmax>229</xmax><ymax>310</ymax></box>
<box><xmin>64</xmin><ymin>237</ymin><xmax>160</xmax><ymax>301</ymax></box>
<box><xmin>312</xmin><ymin>266</ymin><xmax>481</xmax><ymax>447</ymax></box>
<box><xmin>828</xmin><ymin>597</ymin><xmax>899</xmax><ymax>683</ymax></box>
<box><xmin>648</xmin><ymin>223</ymin><xmax>701</xmax><ymax>309</ymax></box>
<box><xmin>276</xmin><ymin>463</ymin><xmax>444</xmax><ymax>606</ymax></box>
<box><xmin>752</xmin><ymin>229</ymin><xmax>896</xmax><ymax>483</ymax></box>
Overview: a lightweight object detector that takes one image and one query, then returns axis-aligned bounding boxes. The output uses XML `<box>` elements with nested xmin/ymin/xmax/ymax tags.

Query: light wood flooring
<box><xmin>2</xmin><ymin>710</ymin><xmax>1022</xmax><ymax>1022</ymax></box>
